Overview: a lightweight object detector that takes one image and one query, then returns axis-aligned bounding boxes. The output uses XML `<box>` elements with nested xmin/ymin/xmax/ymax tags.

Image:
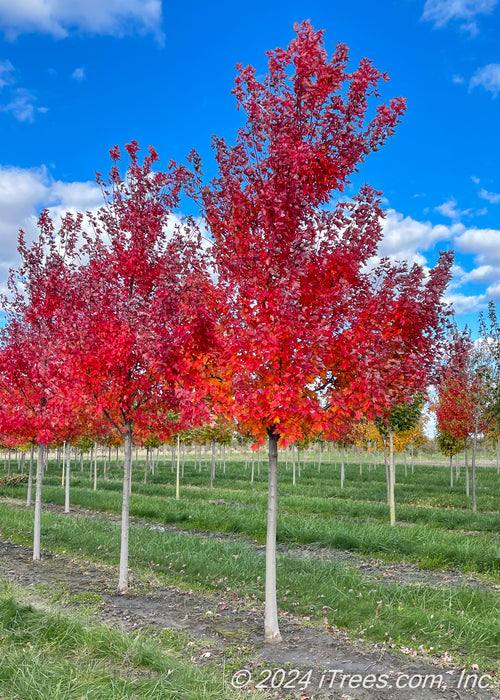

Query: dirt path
<box><xmin>0</xmin><ymin>502</ymin><xmax>499</xmax><ymax>699</ymax></box>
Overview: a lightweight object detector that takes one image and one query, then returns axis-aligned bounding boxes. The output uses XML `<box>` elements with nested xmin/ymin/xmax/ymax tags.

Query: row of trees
<box><xmin>0</xmin><ymin>22</ymin><xmax>455</xmax><ymax>643</ymax></box>
<box><xmin>436</xmin><ymin>305</ymin><xmax>500</xmax><ymax>511</ymax></box>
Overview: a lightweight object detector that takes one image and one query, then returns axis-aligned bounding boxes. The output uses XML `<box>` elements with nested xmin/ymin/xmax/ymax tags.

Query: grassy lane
<box><xmin>11</xmin><ymin>472</ymin><xmax>500</xmax><ymax>534</ymax></box>
<box><xmin>2</xmin><ymin>483</ymin><xmax>499</xmax><ymax>575</ymax></box>
<box><xmin>0</xmin><ymin>502</ymin><xmax>499</xmax><ymax>670</ymax></box>
<box><xmin>0</xmin><ymin>579</ymin><xmax>241</xmax><ymax>699</ymax></box>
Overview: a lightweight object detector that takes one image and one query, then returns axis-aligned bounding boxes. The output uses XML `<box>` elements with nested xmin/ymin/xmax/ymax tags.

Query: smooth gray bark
<box><xmin>176</xmin><ymin>434</ymin><xmax>180</xmax><ymax>500</ymax></box>
<box><xmin>26</xmin><ymin>442</ymin><xmax>34</xmax><ymax>507</ymax></box>
<box><xmin>144</xmin><ymin>447</ymin><xmax>149</xmax><ymax>484</ymax></box>
<box><xmin>33</xmin><ymin>443</ymin><xmax>44</xmax><ymax>560</ymax></box>
<box><xmin>93</xmin><ymin>447</ymin><xmax>98</xmax><ymax>491</ymax></box>
<box><xmin>118</xmin><ymin>423</ymin><xmax>133</xmax><ymax>593</ymax></box>
<box><xmin>383</xmin><ymin>442</ymin><xmax>390</xmax><ymax>504</ymax></box>
<box><xmin>264</xmin><ymin>430</ymin><xmax>282</xmax><ymax>644</ymax></box>
<box><xmin>472</xmin><ymin>431</ymin><xmax>477</xmax><ymax>513</ymax></box>
<box><xmin>64</xmin><ymin>440</ymin><xmax>71</xmax><ymax>513</ymax></box>
<box><xmin>389</xmin><ymin>432</ymin><xmax>396</xmax><ymax>526</ymax></box>
<box><xmin>340</xmin><ymin>444</ymin><xmax>345</xmax><ymax>489</ymax></box>
<box><xmin>210</xmin><ymin>440</ymin><xmax>216</xmax><ymax>490</ymax></box>
<box><xmin>465</xmin><ymin>446</ymin><xmax>470</xmax><ymax>497</ymax></box>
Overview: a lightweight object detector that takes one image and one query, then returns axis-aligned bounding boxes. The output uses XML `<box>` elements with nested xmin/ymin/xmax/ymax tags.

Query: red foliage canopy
<box><xmin>201</xmin><ymin>21</ymin><xmax>452</xmax><ymax>445</ymax></box>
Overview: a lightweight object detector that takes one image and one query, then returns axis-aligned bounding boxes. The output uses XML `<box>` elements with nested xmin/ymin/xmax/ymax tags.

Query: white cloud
<box><xmin>0</xmin><ymin>60</ymin><xmax>47</xmax><ymax>122</ymax></box>
<box><xmin>470</xmin><ymin>63</ymin><xmax>500</xmax><ymax>96</ymax></box>
<box><xmin>443</xmin><ymin>291</ymin><xmax>488</xmax><ymax>314</ymax></box>
<box><xmin>455</xmin><ymin>226</ymin><xmax>500</xmax><ymax>264</ymax></box>
<box><xmin>478</xmin><ymin>188</ymin><xmax>500</xmax><ymax>203</ymax></box>
<box><xmin>0</xmin><ymin>165</ymin><xmax>102</xmax><ymax>282</ymax></box>
<box><xmin>71</xmin><ymin>66</ymin><xmax>86</xmax><ymax>81</ymax></box>
<box><xmin>378</xmin><ymin>209</ymin><xmax>455</xmax><ymax>263</ymax></box>
<box><xmin>0</xmin><ymin>87</ymin><xmax>40</xmax><ymax>122</ymax></box>
<box><xmin>485</xmin><ymin>280</ymin><xmax>500</xmax><ymax>298</ymax></box>
<box><xmin>0</xmin><ymin>58</ymin><xmax>14</xmax><ymax>88</ymax></box>
<box><xmin>471</xmin><ymin>175</ymin><xmax>481</xmax><ymax>184</ymax></box>
<box><xmin>435</xmin><ymin>197</ymin><xmax>471</xmax><ymax>220</ymax></box>
<box><xmin>0</xmin><ymin>0</ymin><xmax>163</xmax><ymax>42</ymax></box>
<box><xmin>422</xmin><ymin>0</ymin><xmax>498</xmax><ymax>34</ymax></box>
<box><xmin>461</xmin><ymin>264</ymin><xmax>499</xmax><ymax>283</ymax></box>
<box><xmin>379</xmin><ymin>210</ymin><xmax>500</xmax><ymax>318</ymax></box>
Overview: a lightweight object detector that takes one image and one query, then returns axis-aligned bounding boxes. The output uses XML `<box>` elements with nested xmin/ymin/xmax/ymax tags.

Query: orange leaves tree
<box><xmin>0</xmin><ymin>209</ymin><xmax>93</xmax><ymax>559</ymax></box>
<box><xmin>199</xmin><ymin>22</ymin><xmax>452</xmax><ymax>642</ymax></box>
<box><xmin>65</xmin><ymin>143</ymin><xmax>215</xmax><ymax>591</ymax></box>
<box><xmin>1</xmin><ymin>143</ymin><xmax>215</xmax><ymax>590</ymax></box>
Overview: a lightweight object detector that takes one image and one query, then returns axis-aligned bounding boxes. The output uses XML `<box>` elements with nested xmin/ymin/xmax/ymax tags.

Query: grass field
<box><xmin>0</xmin><ymin>579</ymin><xmax>237</xmax><ymax>700</ymax></box>
<box><xmin>0</xmin><ymin>445</ymin><xmax>499</xmax><ymax>695</ymax></box>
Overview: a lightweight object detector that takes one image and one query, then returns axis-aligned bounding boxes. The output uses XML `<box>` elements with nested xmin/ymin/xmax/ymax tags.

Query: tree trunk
<box><xmin>144</xmin><ymin>447</ymin><xmax>149</xmax><ymax>484</ymax></box>
<box><xmin>176</xmin><ymin>434</ymin><xmax>181</xmax><ymax>500</ymax></box>
<box><xmin>93</xmin><ymin>446</ymin><xmax>98</xmax><ymax>491</ymax></box>
<box><xmin>341</xmin><ymin>444</ymin><xmax>345</xmax><ymax>489</ymax></box>
<box><xmin>465</xmin><ymin>446</ymin><xmax>470</xmax><ymax>498</ymax></box>
<box><xmin>26</xmin><ymin>442</ymin><xmax>35</xmax><ymax>507</ymax></box>
<box><xmin>472</xmin><ymin>431</ymin><xmax>477</xmax><ymax>513</ymax></box>
<box><xmin>292</xmin><ymin>445</ymin><xmax>296</xmax><ymax>486</ymax></box>
<box><xmin>383</xmin><ymin>442</ymin><xmax>390</xmax><ymax>504</ymax></box>
<box><xmin>450</xmin><ymin>453</ymin><xmax>454</xmax><ymax>488</ymax></box>
<box><xmin>389</xmin><ymin>431</ymin><xmax>396</xmax><ymax>526</ymax></box>
<box><xmin>33</xmin><ymin>443</ymin><xmax>44</xmax><ymax>561</ymax></box>
<box><xmin>265</xmin><ymin>429</ymin><xmax>282</xmax><ymax>644</ymax></box>
<box><xmin>118</xmin><ymin>423</ymin><xmax>133</xmax><ymax>593</ymax></box>
<box><xmin>317</xmin><ymin>442</ymin><xmax>322</xmax><ymax>474</ymax></box>
<box><xmin>64</xmin><ymin>440</ymin><xmax>71</xmax><ymax>514</ymax></box>
<box><xmin>210</xmin><ymin>440</ymin><xmax>215</xmax><ymax>490</ymax></box>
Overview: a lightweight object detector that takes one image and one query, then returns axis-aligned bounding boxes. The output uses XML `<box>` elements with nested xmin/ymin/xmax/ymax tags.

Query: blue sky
<box><xmin>0</xmin><ymin>0</ymin><xmax>499</xmax><ymax>336</ymax></box>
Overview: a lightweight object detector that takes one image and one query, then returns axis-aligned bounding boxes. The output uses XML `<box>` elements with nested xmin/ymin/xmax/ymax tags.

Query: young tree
<box><xmin>0</xmin><ymin>208</ymin><xmax>89</xmax><ymax>559</ymax></box>
<box><xmin>63</xmin><ymin>143</ymin><xmax>215</xmax><ymax>591</ymax></box>
<box><xmin>437</xmin><ymin>431</ymin><xmax>462</xmax><ymax>487</ymax></box>
<box><xmin>2</xmin><ymin>143</ymin><xmax>215</xmax><ymax>588</ymax></box>
<box><xmin>436</xmin><ymin>330</ymin><xmax>492</xmax><ymax>511</ymax></box>
<box><xmin>375</xmin><ymin>394</ymin><xmax>424</xmax><ymax>526</ymax></box>
<box><xmin>198</xmin><ymin>22</ymin><xmax>452</xmax><ymax>642</ymax></box>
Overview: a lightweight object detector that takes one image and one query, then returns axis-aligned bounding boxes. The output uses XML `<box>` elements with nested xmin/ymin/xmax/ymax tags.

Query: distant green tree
<box><xmin>437</xmin><ymin>431</ymin><xmax>462</xmax><ymax>487</ymax></box>
<box><xmin>375</xmin><ymin>394</ymin><xmax>424</xmax><ymax>526</ymax></box>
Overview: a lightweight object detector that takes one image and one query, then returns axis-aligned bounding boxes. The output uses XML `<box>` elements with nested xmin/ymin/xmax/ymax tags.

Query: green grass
<box><xmin>1</xmin><ymin>450</ymin><xmax>500</xmax><ymax>672</ymax></box>
<box><xmin>4</xmin><ymin>480</ymin><xmax>499</xmax><ymax>575</ymax></box>
<box><xmin>0</xmin><ymin>580</ymin><xmax>240</xmax><ymax>699</ymax></box>
<box><xmin>0</xmin><ymin>502</ymin><xmax>499</xmax><ymax>669</ymax></box>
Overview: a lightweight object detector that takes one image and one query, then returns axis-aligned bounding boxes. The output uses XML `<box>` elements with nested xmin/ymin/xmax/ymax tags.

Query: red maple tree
<box><xmin>62</xmin><ymin>143</ymin><xmax>215</xmax><ymax>590</ymax></box>
<box><xmin>0</xmin><ymin>208</ymin><xmax>89</xmax><ymax>558</ymax></box>
<box><xmin>198</xmin><ymin>21</ymin><xmax>452</xmax><ymax>642</ymax></box>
